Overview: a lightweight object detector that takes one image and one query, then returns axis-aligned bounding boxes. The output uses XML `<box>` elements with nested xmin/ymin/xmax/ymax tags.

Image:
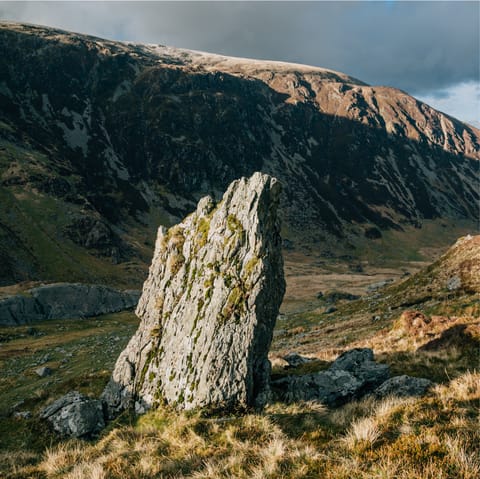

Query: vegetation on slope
<box><xmin>0</xmin><ymin>237</ymin><xmax>478</xmax><ymax>478</ymax></box>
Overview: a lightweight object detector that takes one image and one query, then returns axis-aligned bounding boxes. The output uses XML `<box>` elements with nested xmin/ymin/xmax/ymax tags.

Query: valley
<box><xmin>0</xmin><ymin>238</ymin><xmax>478</xmax><ymax>478</ymax></box>
<box><xmin>0</xmin><ymin>20</ymin><xmax>478</xmax><ymax>479</ymax></box>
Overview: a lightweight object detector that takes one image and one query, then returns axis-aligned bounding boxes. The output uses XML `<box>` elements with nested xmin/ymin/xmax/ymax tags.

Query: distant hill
<box><xmin>0</xmin><ymin>22</ymin><xmax>478</xmax><ymax>286</ymax></box>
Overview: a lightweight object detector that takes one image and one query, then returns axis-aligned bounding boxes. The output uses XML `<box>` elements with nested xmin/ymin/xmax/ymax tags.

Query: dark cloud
<box><xmin>0</xmin><ymin>1</ymin><xmax>478</xmax><ymax>95</ymax></box>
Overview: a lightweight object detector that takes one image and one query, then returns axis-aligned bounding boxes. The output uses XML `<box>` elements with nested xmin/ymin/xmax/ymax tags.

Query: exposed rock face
<box><xmin>103</xmin><ymin>173</ymin><xmax>285</xmax><ymax>415</ymax></box>
<box><xmin>40</xmin><ymin>391</ymin><xmax>105</xmax><ymax>438</ymax></box>
<box><xmin>272</xmin><ymin>348</ymin><xmax>389</xmax><ymax>406</ymax></box>
<box><xmin>0</xmin><ymin>283</ymin><xmax>140</xmax><ymax>325</ymax></box>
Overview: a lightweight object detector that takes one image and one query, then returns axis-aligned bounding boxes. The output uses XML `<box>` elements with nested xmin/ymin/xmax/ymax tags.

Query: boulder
<box><xmin>272</xmin><ymin>348</ymin><xmax>389</xmax><ymax>406</ymax></box>
<box><xmin>283</xmin><ymin>353</ymin><xmax>311</xmax><ymax>368</ymax></box>
<box><xmin>272</xmin><ymin>369</ymin><xmax>362</xmax><ymax>406</ymax></box>
<box><xmin>330</xmin><ymin>348</ymin><xmax>390</xmax><ymax>391</ymax></box>
<box><xmin>374</xmin><ymin>375</ymin><xmax>433</xmax><ymax>399</ymax></box>
<box><xmin>103</xmin><ymin>173</ymin><xmax>285</xmax><ymax>415</ymax></box>
<box><xmin>30</xmin><ymin>284</ymin><xmax>140</xmax><ymax>319</ymax></box>
<box><xmin>35</xmin><ymin>366</ymin><xmax>52</xmax><ymax>378</ymax></box>
<box><xmin>40</xmin><ymin>391</ymin><xmax>105</xmax><ymax>438</ymax></box>
<box><xmin>324</xmin><ymin>291</ymin><xmax>360</xmax><ymax>304</ymax></box>
<box><xmin>0</xmin><ymin>295</ymin><xmax>44</xmax><ymax>326</ymax></box>
<box><xmin>0</xmin><ymin>284</ymin><xmax>140</xmax><ymax>325</ymax></box>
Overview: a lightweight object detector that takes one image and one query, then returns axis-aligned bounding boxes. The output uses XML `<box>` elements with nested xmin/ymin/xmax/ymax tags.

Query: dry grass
<box><xmin>343</xmin><ymin>416</ymin><xmax>382</xmax><ymax>449</ymax></box>
<box><xmin>1</xmin><ymin>239</ymin><xmax>478</xmax><ymax>478</ymax></box>
<box><xmin>0</xmin><ymin>372</ymin><xmax>476</xmax><ymax>479</ymax></box>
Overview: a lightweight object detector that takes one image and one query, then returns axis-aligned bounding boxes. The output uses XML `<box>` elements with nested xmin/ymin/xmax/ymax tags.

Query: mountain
<box><xmin>0</xmin><ymin>22</ymin><xmax>478</xmax><ymax>286</ymax></box>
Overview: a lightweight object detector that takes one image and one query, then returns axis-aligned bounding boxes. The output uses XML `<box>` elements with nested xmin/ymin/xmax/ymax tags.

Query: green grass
<box><xmin>0</xmin><ymin>185</ymin><xmax>148</xmax><ymax>288</ymax></box>
<box><xmin>0</xmin><ymin>312</ymin><xmax>138</xmax><ymax>453</ymax></box>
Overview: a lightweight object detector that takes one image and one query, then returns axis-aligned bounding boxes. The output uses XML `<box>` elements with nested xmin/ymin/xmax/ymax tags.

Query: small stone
<box><xmin>283</xmin><ymin>353</ymin><xmax>311</xmax><ymax>367</ymax></box>
<box><xmin>324</xmin><ymin>306</ymin><xmax>337</xmax><ymax>314</ymax></box>
<box><xmin>39</xmin><ymin>355</ymin><xmax>51</xmax><ymax>364</ymax></box>
<box><xmin>446</xmin><ymin>276</ymin><xmax>461</xmax><ymax>291</ymax></box>
<box><xmin>366</xmin><ymin>279</ymin><xmax>394</xmax><ymax>293</ymax></box>
<box><xmin>13</xmin><ymin>411</ymin><xmax>32</xmax><ymax>419</ymax></box>
<box><xmin>349</xmin><ymin>263</ymin><xmax>364</xmax><ymax>273</ymax></box>
<box><xmin>35</xmin><ymin>367</ymin><xmax>52</xmax><ymax>377</ymax></box>
<box><xmin>27</xmin><ymin>327</ymin><xmax>40</xmax><ymax>336</ymax></box>
<box><xmin>11</xmin><ymin>400</ymin><xmax>25</xmax><ymax>410</ymax></box>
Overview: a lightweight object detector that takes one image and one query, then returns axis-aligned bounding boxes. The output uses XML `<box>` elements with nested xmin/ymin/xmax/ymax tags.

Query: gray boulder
<box><xmin>40</xmin><ymin>391</ymin><xmax>105</xmax><ymax>438</ymax></box>
<box><xmin>272</xmin><ymin>369</ymin><xmax>362</xmax><ymax>406</ymax></box>
<box><xmin>0</xmin><ymin>284</ymin><xmax>140</xmax><ymax>325</ymax></box>
<box><xmin>324</xmin><ymin>291</ymin><xmax>360</xmax><ymax>303</ymax></box>
<box><xmin>30</xmin><ymin>284</ymin><xmax>140</xmax><ymax>319</ymax></box>
<box><xmin>366</xmin><ymin>279</ymin><xmax>394</xmax><ymax>293</ymax></box>
<box><xmin>35</xmin><ymin>366</ymin><xmax>52</xmax><ymax>377</ymax></box>
<box><xmin>103</xmin><ymin>173</ymin><xmax>285</xmax><ymax>415</ymax></box>
<box><xmin>330</xmin><ymin>348</ymin><xmax>390</xmax><ymax>391</ymax></box>
<box><xmin>272</xmin><ymin>348</ymin><xmax>390</xmax><ymax>406</ymax></box>
<box><xmin>374</xmin><ymin>375</ymin><xmax>433</xmax><ymax>399</ymax></box>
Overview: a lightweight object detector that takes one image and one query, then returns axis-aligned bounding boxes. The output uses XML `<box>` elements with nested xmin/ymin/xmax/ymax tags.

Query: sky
<box><xmin>0</xmin><ymin>1</ymin><xmax>478</xmax><ymax>125</ymax></box>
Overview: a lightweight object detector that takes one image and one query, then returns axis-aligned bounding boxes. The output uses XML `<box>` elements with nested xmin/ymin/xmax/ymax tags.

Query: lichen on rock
<box><xmin>102</xmin><ymin>172</ymin><xmax>285</xmax><ymax>415</ymax></box>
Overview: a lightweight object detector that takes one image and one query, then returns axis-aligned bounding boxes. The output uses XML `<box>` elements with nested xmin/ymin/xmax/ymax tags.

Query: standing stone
<box><xmin>102</xmin><ymin>173</ymin><xmax>285</xmax><ymax>415</ymax></box>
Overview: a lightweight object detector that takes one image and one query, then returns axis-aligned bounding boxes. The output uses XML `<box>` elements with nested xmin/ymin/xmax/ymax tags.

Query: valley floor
<box><xmin>0</xmin><ymin>256</ymin><xmax>479</xmax><ymax>478</ymax></box>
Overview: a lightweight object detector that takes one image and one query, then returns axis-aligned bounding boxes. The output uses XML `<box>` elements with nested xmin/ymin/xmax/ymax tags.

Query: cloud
<box><xmin>417</xmin><ymin>81</ymin><xmax>480</xmax><ymax>126</ymax></box>
<box><xmin>0</xmin><ymin>2</ymin><xmax>478</xmax><ymax>102</ymax></box>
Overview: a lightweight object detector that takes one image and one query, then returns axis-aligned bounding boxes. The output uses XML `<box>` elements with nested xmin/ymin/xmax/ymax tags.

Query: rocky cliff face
<box><xmin>0</xmin><ymin>22</ymin><xmax>478</xmax><ymax>285</ymax></box>
<box><xmin>102</xmin><ymin>173</ymin><xmax>285</xmax><ymax>414</ymax></box>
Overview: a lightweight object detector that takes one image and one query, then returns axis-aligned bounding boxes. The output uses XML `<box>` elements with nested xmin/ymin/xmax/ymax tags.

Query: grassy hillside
<box><xmin>0</xmin><ymin>235</ymin><xmax>479</xmax><ymax>478</ymax></box>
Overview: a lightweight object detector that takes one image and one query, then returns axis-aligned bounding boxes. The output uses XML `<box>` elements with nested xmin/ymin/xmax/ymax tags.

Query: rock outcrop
<box><xmin>103</xmin><ymin>173</ymin><xmax>285</xmax><ymax>415</ymax></box>
<box><xmin>0</xmin><ymin>284</ymin><xmax>140</xmax><ymax>325</ymax></box>
<box><xmin>272</xmin><ymin>348</ymin><xmax>389</xmax><ymax>406</ymax></box>
<box><xmin>40</xmin><ymin>391</ymin><xmax>105</xmax><ymax>438</ymax></box>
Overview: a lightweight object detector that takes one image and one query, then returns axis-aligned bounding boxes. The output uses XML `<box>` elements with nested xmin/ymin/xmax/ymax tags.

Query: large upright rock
<box><xmin>102</xmin><ymin>173</ymin><xmax>285</xmax><ymax>415</ymax></box>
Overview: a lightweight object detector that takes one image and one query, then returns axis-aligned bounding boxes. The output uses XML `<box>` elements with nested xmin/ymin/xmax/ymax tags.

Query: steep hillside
<box><xmin>0</xmin><ymin>22</ymin><xmax>478</xmax><ymax>286</ymax></box>
<box><xmin>275</xmin><ymin>234</ymin><xmax>480</xmax><ymax>358</ymax></box>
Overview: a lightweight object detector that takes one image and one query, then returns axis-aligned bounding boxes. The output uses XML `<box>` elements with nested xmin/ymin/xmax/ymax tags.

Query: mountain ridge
<box><xmin>0</xmin><ymin>22</ymin><xmax>478</xmax><ymax>286</ymax></box>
